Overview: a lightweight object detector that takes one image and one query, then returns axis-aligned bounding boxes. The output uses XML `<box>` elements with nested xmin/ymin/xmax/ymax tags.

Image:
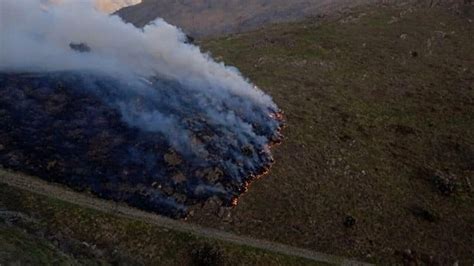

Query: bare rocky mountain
<box><xmin>116</xmin><ymin>0</ymin><xmax>381</xmax><ymax>37</ymax></box>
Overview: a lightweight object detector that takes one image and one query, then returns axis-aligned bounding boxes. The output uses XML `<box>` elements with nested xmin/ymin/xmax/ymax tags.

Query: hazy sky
<box><xmin>94</xmin><ymin>0</ymin><xmax>141</xmax><ymax>13</ymax></box>
<box><xmin>43</xmin><ymin>0</ymin><xmax>141</xmax><ymax>13</ymax></box>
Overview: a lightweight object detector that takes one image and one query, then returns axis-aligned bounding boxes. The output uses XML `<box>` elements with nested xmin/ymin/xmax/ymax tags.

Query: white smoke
<box><xmin>0</xmin><ymin>0</ymin><xmax>280</xmax><ymax>158</ymax></box>
<box><xmin>0</xmin><ymin>0</ymin><xmax>274</xmax><ymax>107</ymax></box>
<box><xmin>0</xmin><ymin>0</ymin><xmax>283</xmax><ymax>214</ymax></box>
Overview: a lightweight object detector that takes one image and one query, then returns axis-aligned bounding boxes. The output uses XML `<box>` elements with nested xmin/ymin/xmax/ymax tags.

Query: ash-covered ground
<box><xmin>0</xmin><ymin>72</ymin><xmax>283</xmax><ymax>218</ymax></box>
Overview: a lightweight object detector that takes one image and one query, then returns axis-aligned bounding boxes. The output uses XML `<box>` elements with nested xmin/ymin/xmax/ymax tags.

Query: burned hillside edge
<box><xmin>0</xmin><ymin>72</ymin><xmax>284</xmax><ymax>218</ymax></box>
<box><xmin>0</xmin><ymin>1</ymin><xmax>285</xmax><ymax>219</ymax></box>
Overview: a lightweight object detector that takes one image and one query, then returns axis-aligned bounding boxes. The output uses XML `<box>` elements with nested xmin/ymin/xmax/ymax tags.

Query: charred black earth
<box><xmin>0</xmin><ymin>72</ymin><xmax>282</xmax><ymax>218</ymax></box>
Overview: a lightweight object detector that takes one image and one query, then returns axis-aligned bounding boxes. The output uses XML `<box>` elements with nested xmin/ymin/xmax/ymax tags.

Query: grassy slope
<box><xmin>191</xmin><ymin>5</ymin><xmax>474</xmax><ymax>264</ymax></box>
<box><xmin>1</xmin><ymin>4</ymin><xmax>472</xmax><ymax>266</ymax></box>
<box><xmin>0</xmin><ymin>183</ymin><xmax>321</xmax><ymax>265</ymax></box>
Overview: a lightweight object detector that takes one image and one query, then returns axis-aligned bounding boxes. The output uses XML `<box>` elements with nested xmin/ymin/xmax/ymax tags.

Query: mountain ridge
<box><xmin>116</xmin><ymin>0</ymin><xmax>380</xmax><ymax>37</ymax></box>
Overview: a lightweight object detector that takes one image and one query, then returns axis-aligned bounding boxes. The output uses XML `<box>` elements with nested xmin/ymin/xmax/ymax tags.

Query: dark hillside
<box><xmin>117</xmin><ymin>0</ymin><xmax>472</xmax><ymax>37</ymax></box>
<box><xmin>117</xmin><ymin>0</ymin><xmax>379</xmax><ymax>36</ymax></box>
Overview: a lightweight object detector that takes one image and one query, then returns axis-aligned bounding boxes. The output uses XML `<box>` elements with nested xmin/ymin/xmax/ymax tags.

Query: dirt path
<box><xmin>0</xmin><ymin>169</ymin><xmax>369</xmax><ymax>265</ymax></box>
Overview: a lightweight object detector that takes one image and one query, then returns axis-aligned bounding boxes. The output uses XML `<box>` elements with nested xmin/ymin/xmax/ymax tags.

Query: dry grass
<box><xmin>190</xmin><ymin>5</ymin><xmax>474</xmax><ymax>264</ymax></box>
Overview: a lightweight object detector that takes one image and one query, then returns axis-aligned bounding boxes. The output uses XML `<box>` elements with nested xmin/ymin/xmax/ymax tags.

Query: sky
<box><xmin>94</xmin><ymin>0</ymin><xmax>141</xmax><ymax>13</ymax></box>
<box><xmin>43</xmin><ymin>0</ymin><xmax>142</xmax><ymax>13</ymax></box>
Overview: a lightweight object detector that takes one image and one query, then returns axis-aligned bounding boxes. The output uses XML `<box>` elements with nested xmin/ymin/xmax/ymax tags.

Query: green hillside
<box><xmin>190</xmin><ymin>4</ymin><xmax>474</xmax><ymax>264</ymax></box>
<box><xmin>0</xmin><ymin>180</ymin><xmax>323</xmax><ymax>265</ymax></box>
<box><xmin>1</xmin><ymin>3</ymin><xmax>473</xmax><ymax>265</ymax></box>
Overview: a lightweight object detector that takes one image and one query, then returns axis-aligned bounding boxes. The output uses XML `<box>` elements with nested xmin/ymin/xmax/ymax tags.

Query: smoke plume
<box><xmin>0</xmin><ymin>0</ymin><xmax>282</xmax><ymax>217</ymax></box>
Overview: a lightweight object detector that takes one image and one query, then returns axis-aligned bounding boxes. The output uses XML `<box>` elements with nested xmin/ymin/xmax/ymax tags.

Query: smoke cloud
<box><xmin>0</xmin><ymin>0</ymin><xmax>279</xmax><ymax>147</ymax></box>
<box><xmin>0</xmin><ymin>0</ymin><xmax>282</xmax><ymax>217</ymax></box>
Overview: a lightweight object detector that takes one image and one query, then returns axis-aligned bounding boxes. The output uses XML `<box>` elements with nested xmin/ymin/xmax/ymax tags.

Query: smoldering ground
<box><xmin>0</xmin><ymin>1</ymin><xmax>283</xmax><ymax>217</ymax></box>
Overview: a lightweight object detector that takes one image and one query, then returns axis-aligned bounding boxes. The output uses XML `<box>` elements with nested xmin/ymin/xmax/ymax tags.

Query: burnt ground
<box><xmin>189</xmin><ymin>4</ymin><xmax>474</xmax><ymax>264</ymax></box>
<box><xmin>0</xmin><ymin>72</ymin><xmax>281</xmax><ymax>218</ymax></box>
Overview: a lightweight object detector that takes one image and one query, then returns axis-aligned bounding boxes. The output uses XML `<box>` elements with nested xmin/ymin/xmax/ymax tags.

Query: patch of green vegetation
<box><xmin>0</xmin><ymin>225</ymin><xmax>78</xmax><ymax>265</ymax></box>
<box><xmin>195</xmin><ymin>5</ymin><xmax>474</xmax><ymax>265</ymax></box>
<box><xmin>0</xmin><ymin>183</ymin><xmax>323</xmax><ymax>265</ymax></box>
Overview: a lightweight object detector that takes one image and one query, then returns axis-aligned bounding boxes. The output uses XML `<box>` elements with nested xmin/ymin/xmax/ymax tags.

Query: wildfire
<box><xmin>1</xmin><ymin>0</ymin><xmax>288</xmax><ymax>219</ymax></box>
<box><xmin>227</xmin><ymin>110</ymin><xmax>285</xmax><ymax>208</ymax></box>
<box><xmin>270</xmin><ymin>110</ymin><xmax>285</xmax><ymax>121</ymax></box>
<box><xmin>230</xmin><ymin>197</ymin><xmax>239</xmax><ymax>206</ymax></box>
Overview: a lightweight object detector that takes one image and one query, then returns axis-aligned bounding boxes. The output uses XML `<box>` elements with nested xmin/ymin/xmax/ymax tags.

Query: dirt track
<box><xmin>0</xmin><ymin>169</ymin><xmax>370</xmax><ymax>265</ymax></box>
